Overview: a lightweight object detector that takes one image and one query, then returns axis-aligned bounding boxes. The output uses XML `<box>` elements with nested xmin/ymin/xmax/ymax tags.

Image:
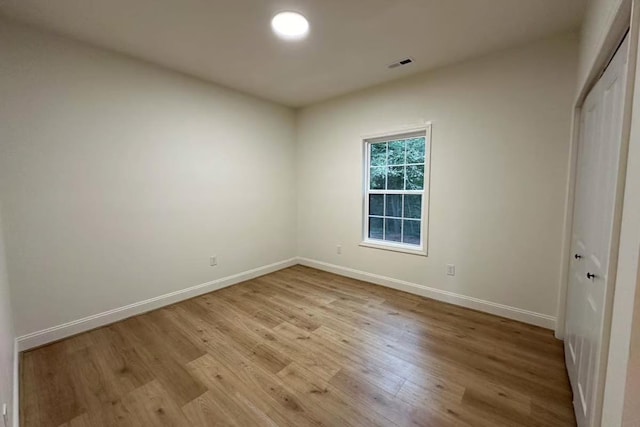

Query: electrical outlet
<box><xmin>210</xmin><ymin>256</ymin><xmax>217</xmax><ymax>267</ymax></box>
<box><xmin>337</xmin><ymin>245</ymin><xmax>342</xmax><ymax>255</ymax></box>
<box><xmin>446</xmin><ymin>264</ymin><xmax>456</xmax><ymax>276</ymax></box>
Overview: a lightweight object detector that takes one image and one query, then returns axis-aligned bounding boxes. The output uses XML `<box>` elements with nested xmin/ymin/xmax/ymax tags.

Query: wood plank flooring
<box><xmin>21</xmin><ymin>265</ymin><xmax>576</xmax><ymax>426</ymax></box>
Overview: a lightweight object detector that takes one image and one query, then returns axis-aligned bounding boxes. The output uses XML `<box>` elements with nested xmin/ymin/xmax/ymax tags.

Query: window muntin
<box><xmin>363</xmin><ymin>127</ymin><xmax>429</xmax><ymax>254</ymax></box>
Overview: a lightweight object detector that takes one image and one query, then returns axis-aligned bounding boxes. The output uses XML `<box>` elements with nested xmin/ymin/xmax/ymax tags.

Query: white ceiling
<box><xmin>0</xmin><ymin>0</ymin><xmax>586</xmax><ymax>107</ymax></box>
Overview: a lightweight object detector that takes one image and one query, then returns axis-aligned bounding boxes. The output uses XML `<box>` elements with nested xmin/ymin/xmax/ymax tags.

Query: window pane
<box><xmin>385</xmin><ymin>194</ymin><xmax>402</xmax><ymax>217</ymax></box>
<box><xmin>385</xmin><ymin>218</ymin><xmax>402</xmax><ymax>242</ymax></box>
<box><xmin>386</xmin><ymin>166</ymin><xmax>405</xmax><ymax>190</ymax></box>
<box><xmin>406</xmin><ymin>137</ymin><xmax>426</xmax><ymax>164</ymax></box>
<box><xmin>404</xmin><ymin>195</ymin><xmax>422</xmax><ymax>219</ymax></box>
<box><xmin>369</xmin><ymin>194</ymin><xmax>384</xmax><ymax>216</ymax></box>
<box><xmin>388</xmin><ymin>140</ymin><xmax>405</xmax><ymax>165</ymax></box>
<box><xmin>370</xmin><ymin>167</ymin><xmax>385</xmax><ymax>189</ymax></box>
<box><xmin>370</xmin><ymin>143</ymin><xmax>387</xmax><ymax>167</ymax></box>
<box><xmin>365</xmin><ymin>132</ymin><xmax>428</xmax><ymax>250</ymax></box>
<box><xmin>403</xmin><ymin>220</ymin><xmax>421</xmax><ymax>245</ymax></box>
<box><xmin>369</xmin><ymin>217</ymin><xmax>383</xmax><ymax>240</ymax></box>
<box><xmin>406</xmin><ymin>165</ymin><xmax>424</xmax><ymax>190</ymax></box>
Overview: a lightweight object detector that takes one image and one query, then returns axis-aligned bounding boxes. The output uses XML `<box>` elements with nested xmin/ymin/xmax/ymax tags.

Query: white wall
<box><xmin>0</xmin><ymin>20</ymin><xmax>297</xmax><ymax>338</ymax></box>
<box><xmin>0</xmin><ymin>208</ymin><xmax>15</xmax><ymax>427</ymax></box>
<box><xmin>296</xmin><ymin>33</ymin><xmax>578</xmax><ymax>322</ymax></box>
<box><xmin>622</xmin><ymin>256</ymin><xmax>640</xmax><ymax>426</ymax></box>
<box><xmin>601</xmin><ymin>9</ymin><xmax>640</xmax><ymax>423</ymax></box>
<box><xmin>578</xmin><ymin>0</ymin><xmax>626</xmax><ymax>89</ymax></box>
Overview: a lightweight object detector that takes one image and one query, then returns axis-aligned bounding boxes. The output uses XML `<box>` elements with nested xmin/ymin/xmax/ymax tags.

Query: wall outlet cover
<box><xmin>446</xmin><ymin>264</ymin><xmax>456</xmax><ymax>276</ymax></box>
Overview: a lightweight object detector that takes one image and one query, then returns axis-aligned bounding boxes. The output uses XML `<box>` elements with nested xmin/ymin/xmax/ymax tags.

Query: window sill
<box><xmin>359</xmin><ymin>240</ymin><xmax>428</xmax><ymax>257</ymax></box>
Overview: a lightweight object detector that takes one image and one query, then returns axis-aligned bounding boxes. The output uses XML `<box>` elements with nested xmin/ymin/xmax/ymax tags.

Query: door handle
<box><xmin>587</xmin><ymin>272</ymin><xmax>596</xmax><ymax>280</ymax></box>
<box><xmin>574</xmin><ymin>254</ymin><xmax>583</xmax><ymax>259</ymax></box>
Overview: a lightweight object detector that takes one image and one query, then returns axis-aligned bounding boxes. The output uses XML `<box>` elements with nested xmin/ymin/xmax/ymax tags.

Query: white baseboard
<box><xmin>16</xmin><ymin>258</ymin><xmax>297</xmax><ymax>351</ymax></box>
<box><xmin>296</xmin><ymin>257</ymin><xmax>556</xmax><ymax>330</ymax></box>
<box><xmin>12</xmin><ymin>338</ymin><xmax>18</xmax><ymax>427</ymax></box>
<box><xmin>15</xmin><ymin>255</ymin><xmax>556</xmax><ymax>352</ymax></box>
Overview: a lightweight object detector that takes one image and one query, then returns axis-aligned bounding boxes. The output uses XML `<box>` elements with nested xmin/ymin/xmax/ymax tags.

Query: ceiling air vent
<box><xmin>388</xmin><ymin>58</ymin><xmax>414</xmax><ymax>69</ymax></box>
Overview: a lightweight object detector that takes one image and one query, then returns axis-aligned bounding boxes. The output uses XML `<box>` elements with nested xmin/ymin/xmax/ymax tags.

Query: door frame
<box><xmin>555</xmin><ymin>0</ymin><xmax>638</xmax><ymax>425</ymax></box>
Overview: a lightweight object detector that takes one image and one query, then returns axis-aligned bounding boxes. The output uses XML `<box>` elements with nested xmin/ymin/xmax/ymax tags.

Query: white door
<box><xmin>565</xmin><ymin>34</ymin><xmax>629</xmax><ymax>427</ymax></box>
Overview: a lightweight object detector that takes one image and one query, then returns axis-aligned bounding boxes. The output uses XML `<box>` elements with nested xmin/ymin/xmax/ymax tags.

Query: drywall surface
<box><xmin>578</xmin><ymin>0</ymin><xmax>626</xmax><ymax>89</ymax></box>
<box><xmin>0</xmin><ymin>208</ymin><xmax>15</xmax><ymax>427</ymax></box>
<box><xmin>601</xmin><ymin>22</ymin><xmax>640</xmax><ymax>425</ymax></box>
<box><xmin>296</xmin><ymin>33</ymin><xmax>578</xmax><ymax>320</ymax></box>
<box><xmin>622</xmin><ymin>257</ymin><xmax>640</xmax><ymax>426</ymax></box>
<box><xmin>0</xmin><ymin>20</ymin><xmax>297</xmax><ymax>337</ymax></box>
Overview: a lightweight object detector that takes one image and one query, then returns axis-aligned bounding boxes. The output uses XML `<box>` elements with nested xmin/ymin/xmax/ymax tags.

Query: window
<box><xmin>362</xmin><ymin>125</ymin><xmax>430</xmax><ymax>255</ymax></box>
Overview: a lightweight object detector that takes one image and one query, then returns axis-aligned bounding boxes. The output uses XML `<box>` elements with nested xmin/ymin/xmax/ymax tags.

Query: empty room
<box><xmin>1</xmin><ymin>0</ymin><xmax>640</xmax><ymax>426</ymax></box>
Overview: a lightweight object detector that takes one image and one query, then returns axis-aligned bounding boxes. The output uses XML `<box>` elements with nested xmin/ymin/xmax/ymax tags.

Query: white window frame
<box><xmin>360</xmin><ymin>124</ymin><xmax>431</xmax><ymax>256</ymax></box>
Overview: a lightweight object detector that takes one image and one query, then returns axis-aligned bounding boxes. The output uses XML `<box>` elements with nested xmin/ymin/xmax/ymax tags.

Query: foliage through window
<box><xmin>363</xmin><ymin>127</ymin><xmax>430</xmax><ymax>254</ymax></box>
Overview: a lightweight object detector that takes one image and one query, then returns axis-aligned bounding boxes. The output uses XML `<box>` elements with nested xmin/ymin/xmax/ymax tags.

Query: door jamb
<box><xmin>555</xmin><ymin>0</ymin><xmax>638</xmax><ymax>425</ymax></box>
<box><xmin>556</xmin><ymin>1</ymin><xmax>634</xmax><ymax>341</ymax></box>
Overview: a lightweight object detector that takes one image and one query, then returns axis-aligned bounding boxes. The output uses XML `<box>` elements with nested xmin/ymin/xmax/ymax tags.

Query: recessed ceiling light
<box><xmin>271</xmin><ymin>11</ymin><xmax>309</xmax><ymax>40</ymax></box>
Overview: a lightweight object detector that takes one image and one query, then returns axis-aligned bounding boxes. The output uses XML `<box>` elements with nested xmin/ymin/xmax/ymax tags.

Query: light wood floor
<box><xmin>21</xmin><ymin>265</ymin><xmax>576</xmax><ymax>426</ymax></box>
